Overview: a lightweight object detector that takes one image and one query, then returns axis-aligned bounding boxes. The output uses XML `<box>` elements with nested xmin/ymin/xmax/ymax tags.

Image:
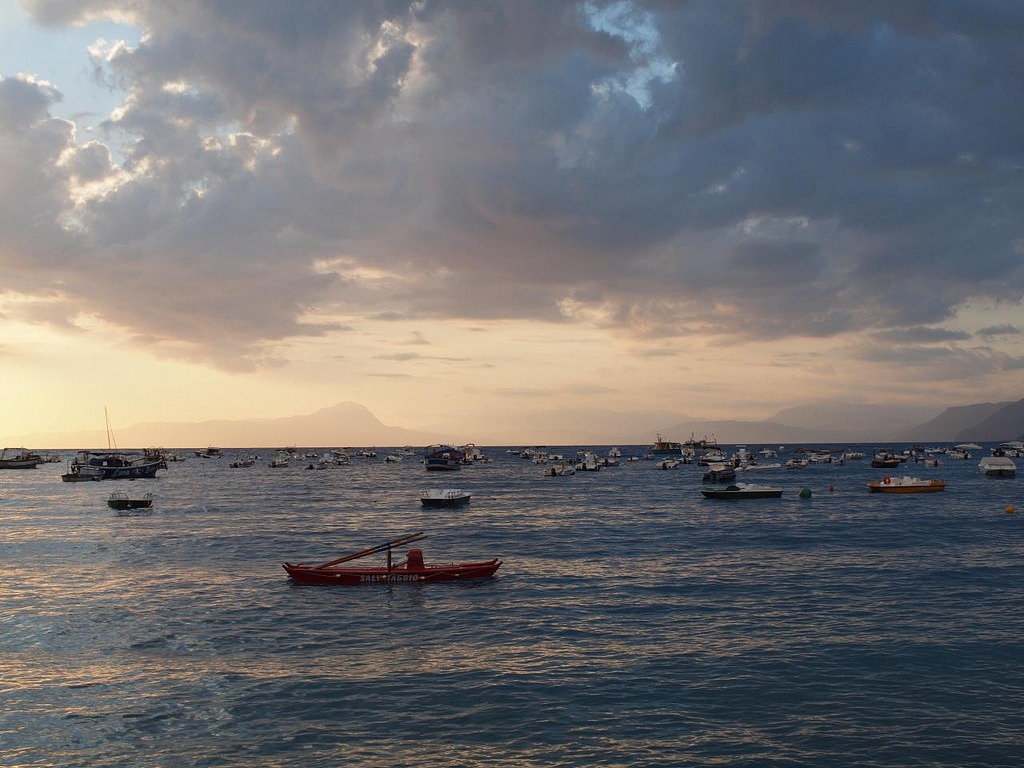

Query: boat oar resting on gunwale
<box><xmin>283</xmin><ymin>531</ymin><xmax>502</xmax><ymax>585</ymax></box>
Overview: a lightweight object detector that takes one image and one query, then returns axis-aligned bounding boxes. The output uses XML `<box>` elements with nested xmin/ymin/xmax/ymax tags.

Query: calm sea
<box><xmin>2</xmin><ymin>445</ymin><xmax>1023</xmax><ymax>767</ymax></box>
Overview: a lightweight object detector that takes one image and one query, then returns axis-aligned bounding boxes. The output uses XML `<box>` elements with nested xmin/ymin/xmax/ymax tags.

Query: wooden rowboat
<box><xmin>283</xmin><ymin>531</ymin><xmax>502</xmax><ymax>586</ymax></box>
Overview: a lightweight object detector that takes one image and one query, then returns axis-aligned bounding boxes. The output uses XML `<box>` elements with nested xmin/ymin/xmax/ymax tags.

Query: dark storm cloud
<box><xmin>4</xmin><ymin>1</ymin><xmax>1024</xmax><ymax>369</ymax></box>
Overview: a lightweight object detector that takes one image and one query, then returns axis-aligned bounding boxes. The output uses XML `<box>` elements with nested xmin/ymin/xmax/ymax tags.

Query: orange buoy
<box><xmin>1007</xmin><ymin>505</ymin><xmax>1016</xmax><ymax>514</ymax></box>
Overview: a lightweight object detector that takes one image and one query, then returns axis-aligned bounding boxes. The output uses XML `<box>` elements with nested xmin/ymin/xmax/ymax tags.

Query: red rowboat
<box><xmin>283</xmin><ymin>531</ymin><xmax>502</xmax><ymax>586</ymax></box>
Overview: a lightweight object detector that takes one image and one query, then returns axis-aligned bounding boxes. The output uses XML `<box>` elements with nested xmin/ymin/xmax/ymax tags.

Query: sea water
<box><xmin>2</xmin><ymin>446</ymin><xmax>1023</xmax><ymax>767</ymax></box>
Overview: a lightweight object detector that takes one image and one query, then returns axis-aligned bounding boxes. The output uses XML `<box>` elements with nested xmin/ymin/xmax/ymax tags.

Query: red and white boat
<box><xmin>283</xmin><ymin>531</ymin><xmax>501</xmax><ymax>586</ymax></box>
<box><xmin>867</xmin><ymin>476</ymin><xmax>946</xmax><ymax>494</ymax></box>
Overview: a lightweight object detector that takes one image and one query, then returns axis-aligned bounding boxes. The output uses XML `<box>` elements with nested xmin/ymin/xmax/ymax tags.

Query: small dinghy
<box><xmin>107</xmin><ymin>491</ymin><xmax>154</xmax><ymax>510</ymax></box>
<box><xmin>700</xmin><ymin>483</ymin><xmax>783</xmax><ymax>500</ymax></box>
<box><xmin>867</xmin><ymin>476</ymin><xmax>946</xmax><ymax>494</ymax></box>
<box><xmin>420</xmin><ymin>489</ymin><xmax>471</xmax><ymax>508</ymax></box>
<box><xmin>283</xmin><ymin>531</ymin><xmax>501</xmax><ymax>586</ymax></box>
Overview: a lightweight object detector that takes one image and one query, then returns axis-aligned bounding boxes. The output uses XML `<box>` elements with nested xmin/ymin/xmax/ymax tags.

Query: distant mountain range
<box><xmin>9</xmin><ymin>402</ymin><xmax>454</xmax><ymax>450</ymax></box>
<box><xmin>8</xmin><ymin>397</ymin><xmax>1023</xmax><ymax>449</ymax></box>
<box><xmin>900</xmin><ymin>398</ymin><xmax>1024</xmax><ymax>443</ymax></box>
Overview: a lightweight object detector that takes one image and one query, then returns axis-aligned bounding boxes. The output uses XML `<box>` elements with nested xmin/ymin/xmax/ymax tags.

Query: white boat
<box><xmin>544</xmin><ymin>462</ymin><xmax>576</xmax><ymax>476</ymax></box>
<box><xmin>979</xmin><ymin>456</ymin><xmax>1017</xmax><ymax>476</ymax></box>
<box><xmin>785</xmin><ymin>458</ymin><xmax>807</xmax><ymax>469</ymax></box>
<box><xmin>736</xmin><ymin>462</ymin><xmax>781</xmax><ymax>471</ymax></box>
<box><xmin>698</xmin><ymin>449</ymin><xmax>727</xmax><ymax>466</ymax></box>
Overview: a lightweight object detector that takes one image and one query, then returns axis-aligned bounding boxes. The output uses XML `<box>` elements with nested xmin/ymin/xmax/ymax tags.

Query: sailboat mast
<box><xmin>105</xmin><ymin>407</ymin><xmax>117</xmax><ymax>450</ymax></box>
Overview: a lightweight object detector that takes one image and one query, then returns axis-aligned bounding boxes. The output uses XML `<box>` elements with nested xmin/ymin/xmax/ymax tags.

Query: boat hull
<box><xmin>424</xmin><ymin>445</ymin><xmax>465</xmax><ymax>471</ymax></box>
<box><xmin>0</xmin><ymin>456</ymin><xmax>40</xmax><ymax>468</ymax></box>
<box><xmin>63</xmin><ymin>462</ymin><xmax>163</xmax><ymax>481</ymax></box>
<box><xmin>867</xmin><ymin>479</ymin><xmax>946</xmax><ymax>494</ymax></box>
<box><xmin>424</xmin><ymin>460</ymin><xmax>461</xmax><ymax>471</ymax></box>
<box><xmin>283</xmin><ymin>559</ymin><xmax>502</xmax><ymax>586</ymax></box>
<box><xmin>421</xmin><ymin>493</ymin><xmax>471</xmax><ymax>508</ymax></box>
<box><xmin>0</xmin><ymin>458</ymin><xmax>42</xmax><ymax>469</ymax></box>
<box><xmin>107</xmin><ymin>499</ymin><xmax>154</xmax><ymax>510</ymax></box>
<box><xmin>701</xmin><ymin>488</ymin><xmax>783</xmax><ymax>499</ymax></box>
<box><xmin>701</xmin><ymin>469</ymin><xmax>736</xmax><ymax>483</ymax></box>
<box><xmin>0</xmin><ymin>450</ymin><xmax>43</xmax><ymax>469</ymax></box>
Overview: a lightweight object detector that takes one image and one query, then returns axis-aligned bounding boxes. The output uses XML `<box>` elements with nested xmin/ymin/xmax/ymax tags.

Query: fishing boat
<box><xmin>61</xmin><ymin>451</ymin><xmax>165</xmax><ymax>481</ymax></box>
<box><xmin>651</xmin><ymin>433</ymin><xmax>683</xmax><ymax>455</ymax></box>
<box><xmin>283</xmin><ymin>531</ymin><xmax>502</xmax><ymax>586</ymax></box>
<box><xmin>424</xmin><ymin>445</ymin><xmax>465</xmax><ymax>471</ymax></box>
<box><xmin>420</xmin><ymin>489</ymin><xmax>471</xmax><ymax>508</ymax></box>
<box><xmin>0</xmin><ymin>448</ymin><xmax>43</xmax><ymax>469</ymax></box>
<box><xmin>867</xmin><ymin>476</ymin><xmax>946</xmax><ymax>494</ymax></box>
<box><xmin>701</xmin><ymin>483</ymin><xmax>783</xmax><ymax>500</ymax></box>
<box><xmin>106</xmin><ymin>491</ymin><xmax>154</xmax><ymax>510</ymax></box>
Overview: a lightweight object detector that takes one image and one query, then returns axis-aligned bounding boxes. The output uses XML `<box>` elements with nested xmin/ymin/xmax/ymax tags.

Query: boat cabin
<box><xmin>406</xmin><ymin>549</ymin><xmax>425</xmax><ymax>569</ymax></box>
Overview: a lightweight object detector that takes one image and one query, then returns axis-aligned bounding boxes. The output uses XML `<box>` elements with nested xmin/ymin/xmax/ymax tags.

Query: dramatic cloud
<box><xmin>4</xmin><ymin>1</ymin><xmax>1024</xmax><ymax>371</ymax></box>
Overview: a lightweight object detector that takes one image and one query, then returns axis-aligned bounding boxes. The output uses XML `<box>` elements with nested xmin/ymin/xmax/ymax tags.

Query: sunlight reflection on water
<box><xmin>2</xmin><ymin>447</ymin><xmax>1024</xmax><ymax>766</ymax></box>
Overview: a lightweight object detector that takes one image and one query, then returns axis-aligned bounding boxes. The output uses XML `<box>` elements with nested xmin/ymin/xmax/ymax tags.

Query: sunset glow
<box><xmin>2</xmin><ymin>1</ymin><xmax>1023</xmax><ymax>447</ymax></box>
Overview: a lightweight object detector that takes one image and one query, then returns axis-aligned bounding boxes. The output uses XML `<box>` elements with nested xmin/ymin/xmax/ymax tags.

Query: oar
<box><xmin>314</xmin><ymin>531</ymin><xmax>427</xmax><ymax>568</ymax></box>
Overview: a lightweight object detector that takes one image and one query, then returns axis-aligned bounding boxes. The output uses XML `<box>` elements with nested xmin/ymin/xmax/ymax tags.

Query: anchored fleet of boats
<box><xmin>7</xmin><ymin>433</ymin><xmax>1023</xmax><ymax>589</ymax></box>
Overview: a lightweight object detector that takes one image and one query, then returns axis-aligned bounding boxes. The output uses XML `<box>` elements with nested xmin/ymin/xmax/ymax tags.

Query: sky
<box><xmin>2</xmin><ymin>0</ymin><xmax>1024</xmax><ymax>446</ymax></box>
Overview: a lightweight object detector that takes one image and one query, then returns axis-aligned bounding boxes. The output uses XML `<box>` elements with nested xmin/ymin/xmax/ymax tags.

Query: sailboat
<box><xmin>61</xmin><ymin>409</ymin><xmax>167</xmax><ymax>482</ymax></box>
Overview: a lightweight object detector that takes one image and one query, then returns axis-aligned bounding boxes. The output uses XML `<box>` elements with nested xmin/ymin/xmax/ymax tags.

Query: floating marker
<box><xmin>799</xmin><ymin>487</ymin><xmax>812</xmax><ymax>499</ymax></box>
<box><xmin>1006</xmin><ymin>505</ymin><xmax>1016</xmax><ymax>515</ymax></box>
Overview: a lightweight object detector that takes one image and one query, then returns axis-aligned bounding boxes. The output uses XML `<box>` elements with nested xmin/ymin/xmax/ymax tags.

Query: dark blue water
<box><xmin>2</xmin><ymin>446</ymin><xmax>1023</xmax><ymax>767</ymax></box>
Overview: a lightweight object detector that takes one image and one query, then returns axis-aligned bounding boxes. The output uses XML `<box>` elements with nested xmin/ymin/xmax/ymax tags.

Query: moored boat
<box><xmin>420</xmin><ymin>489</ymin><xmax>471</xmax><ymax>508</ymax></box>
<box><xmin>651</xmin><ymin>433</ymin><xmax>683</xmax><ymax>455</ymax></box>
<box><xmin>701</xmin><ymin>483</ymin><xmax>783</xmax><ymax>500</ymax></box>
<box><xmin>978</xmin><ymin>456</ymin><xmax>1017</xmax><ymax>476</ymax></box>
<box><xmin>870</xmin><ymin>452</ymin><xmax>901</xmax><ymax>469</ymax></box>
<box><xmin>424</xmin><ymin>445</ymin><xmax>465</xmax><ymax>471</ymax></box>
<box><xmin>0</xmin><ymin>448</ymin><xmax>43</xmax><ymax>469</ymax></box>
<box><xmin>107</xmin><ymin>491</ymin><xmax>154</xmax><ymax>510</ymax></box>
<box><xmin>867</xmin><ymin>476</ymin><xmax>946</xmax><ymax>494</ymax></box>
<box><xmin>283</xmin><ymin>531</ymin><xmax>501</xmax><ymax>586</ymax></box>
<box><xmin>61</xmin><ymin>451</ymin><xmax>165</xmax><ymax>481</ymax></box>
<box><xmin>701</xmin><ymin>462</ymin><xmax>736</xmax><ymax>483</ymax></box>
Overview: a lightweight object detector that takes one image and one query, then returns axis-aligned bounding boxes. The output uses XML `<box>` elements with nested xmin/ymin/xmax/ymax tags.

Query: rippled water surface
<box><xmin>3</xmin><ymin>446</ymin><xmax>1024</xmax><ymax>767</ymax></box>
